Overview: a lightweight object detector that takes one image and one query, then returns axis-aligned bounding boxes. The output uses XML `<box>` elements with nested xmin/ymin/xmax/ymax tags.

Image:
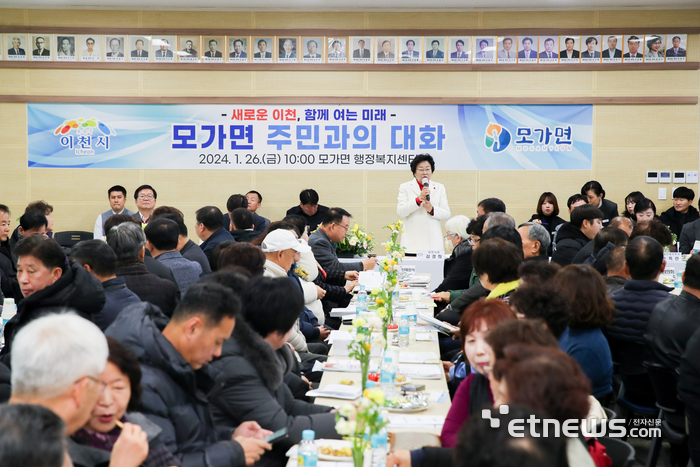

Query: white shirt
<box><xmin>93</xmin><ymin>208</ymin><xmax>127</xmax><ymax>239</ymax></box>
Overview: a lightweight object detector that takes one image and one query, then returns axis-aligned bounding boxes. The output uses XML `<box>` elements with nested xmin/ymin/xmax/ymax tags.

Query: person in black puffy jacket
<box><xmin>551</xmin><ymin>204</ymin><xmax>603</xmax><ymax>266</ymax></box>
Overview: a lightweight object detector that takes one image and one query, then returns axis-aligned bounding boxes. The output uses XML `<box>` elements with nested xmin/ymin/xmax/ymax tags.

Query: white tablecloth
<box><xmin>338</xmin><ymin>256</ymin><xmax>445</xmax><ymax>290</ymax></box>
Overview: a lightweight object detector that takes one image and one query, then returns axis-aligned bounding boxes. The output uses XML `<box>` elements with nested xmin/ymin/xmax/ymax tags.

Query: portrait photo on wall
<box><xmin>349</xmin><ymin>36</ymin><xmax>372</xmax><ymax>63</ymax></box>
<box><xmin>56</xmin><ymin>35</ymin><xmax>77</xmax><ymax>61</ymax></box>
<box><xmin>6</xmin><ymin>33</ymin><xmax>28</xmax><ymax>60</ymax></box>
<box><xmin>327</xmin><ymin>37</ymin><xmax>347</xmax><ymax>62</ymax></box>
<box><xmin>227</xmin><ymin>37</ymin><xmax>249</xmax><ymax>62</ymax></box>
<box><xmin>622</xmin><ymin>34</ymin><xmax>644</xmax><ymax>62</ymax></box>
<box><xmin>538</xmin><ymin>36</ymin><xmax>558</xmax><ymax>63</ymax></box>
<box><xmin>424</xmin><ymin>36</ymin><xmax>446</xmax><ymax>63</ymax></box>
<box><xmin>79</xmin><ymin>35</ymin><xmax>101</xmax><ymax>61</ymax></box>
<box><xmin>203</xmin><ymin>36</ymin><xmax>224</xmax><ymax>61</ymax></box>
<box><xmin>473</xmin><ymin>37</ymin><xmax>495</xmax><ymax>63</ymax></box>
<box><xmin>375</xmin><ymin>36</ymin><xmax>397</xmax><ymax>63</ymax></box>
<box><xmin>559</xmin><ymin>35</ymin><xmax>580</xmax><ymax>62</ymax></box>
<box><xmin>601</xmin><ymin>34</ymin><xmax>622</xmax><ymax>62</ymax></box>
<box><xmin>179</xmin><ymin>37</ymin><xmax>199</xmax><ymax>62</ymax></box>
<box><xmin>399</xmin><ymin>36</ymin><xmax>422</xmax><ymax>63</ymax></box>
<box><xmin>278</xmin><ymin>37</ymin><xmax>298</xmax><ymax>62</ymax></box>
<box><xmin>581</xmin><ymin>35</ymin><xmax>601</xmax><ymax>62</ymax></box>
<box><xmin>153</xmin><ymin>36</ymin><xmax>176</xmax><ymax>62</ymax></box>
<box><xmin>252</xmin><ymin>37</ymin><xmax>273</xmax><ymax>62</ymax></box>
<box><xmin>30</xmin><ymin>34</ymin><xmax>52</xmax><ymax>61</ymax></box>
<box><xmin>105</xmin><ymin>35</ymin><xmax>126</xmax><ymax>61</ymax></box>
<box><xmin>517</xmin><ymin>35</ymin><xmax>538</xmax><ymax>63</ymax></box>
<box><xmin>665</xmin><ymin>34</ymin><xmax>687</xmax><ymax>61</ymax></box>
<box><xmin>644</xmin><ymin>34</ymin><xmax>665</xmax><ymax>62</ymax></box>
<box><xmin>497</xmin><ymin>36</ymin><xmax>516</xmax><ymax>63</ymax></box>
<box><xmin>448</xmin><ymin>36</ymin><xmax>472</xmax><ymax>63</ymax></box>
<box><xmin>302</xmin><ymin>37</ymin><xmax>324</xmax><ymax>63</ymax></box>
<box><xmin>129</xmin><ymin>35</ymin><xmax>151</xmax><ymax>62</ymax></box>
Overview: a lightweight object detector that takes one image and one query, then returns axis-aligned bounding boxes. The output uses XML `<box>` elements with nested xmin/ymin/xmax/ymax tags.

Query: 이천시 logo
<box><xmin>484</xmin><ymin>123</ymin><xmax>511</xmax><ymax>153</ymax></box>
<box><xmin>54</xmin><ymin>118</ymin><xmax>116</xmax><ymax>137</ymax></box>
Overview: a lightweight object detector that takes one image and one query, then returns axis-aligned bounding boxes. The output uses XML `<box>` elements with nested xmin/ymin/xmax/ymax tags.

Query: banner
<box><xmin>27</xmin><ymin>103</ymin><xmax>592</xmax><ymax>170</ymax></box>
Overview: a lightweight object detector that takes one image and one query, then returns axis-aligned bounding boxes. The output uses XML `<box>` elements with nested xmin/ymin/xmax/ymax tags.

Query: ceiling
<box><xmin>1</xmin><ymin>0</ymin><xmax>699</xmax><ymax>10</ymax></box>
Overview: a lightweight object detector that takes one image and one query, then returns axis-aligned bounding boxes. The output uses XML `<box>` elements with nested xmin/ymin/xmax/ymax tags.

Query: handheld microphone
<box><xmin>422</xmin><ymin>177</ymin><xmax>430</xmax><ymax>201</ymax></box>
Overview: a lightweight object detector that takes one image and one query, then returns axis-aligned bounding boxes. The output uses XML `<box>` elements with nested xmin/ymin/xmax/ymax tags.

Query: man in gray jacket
<box><xmin>308</xmin><ymin>207</ymin><xmax>377</xmax><ymax>272</ymax></box>
<box><xmin>145</xmin><ymin>218</ymin><xmax>202</xmax><ymax>296</ymax></box>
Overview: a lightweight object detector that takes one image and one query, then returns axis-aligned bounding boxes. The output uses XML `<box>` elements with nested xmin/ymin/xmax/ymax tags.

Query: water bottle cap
<box><xmin>360</xmin><ymin>284</ymin><xmax>366</xmax><ymax>290</ymax></box>
<box><xmin>302</xmin><ymin>430</ymin><xmax>315</xmax><ymax>440</ymax></box>
<box><xmin>366</xmin><ymin>380</ymin><xmax>375</xmax><ymax>388</ymax></box>
<box><xmin>384</xmin><ymin>356</ymin><xmax>392</xmax><ymax>362</ymax></box>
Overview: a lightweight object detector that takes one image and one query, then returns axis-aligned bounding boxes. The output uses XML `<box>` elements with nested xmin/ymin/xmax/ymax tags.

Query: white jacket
<box><xmin>263</xmin><ymin>260</ymin><xmax>308</xmax><ymax>353</ymax></box>
<box><xmin>397</xmin><ymin>179</ymin><xmax>451</xmax><ymax>253</ymax></box>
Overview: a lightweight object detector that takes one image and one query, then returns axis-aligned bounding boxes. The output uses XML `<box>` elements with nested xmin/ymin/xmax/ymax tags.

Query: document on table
<box><xmin>398</xmin><ymin>364</ymin><xmax>443</xmax><ymax>379</ymax></box>
<box><xmin>415</xmin><ymin>333</ymin><xmax>433</xmax><ymax>342</ymax></box>
<box><xmin>358</xmin><ymin>271</ymin><xmax>384</xmax><ymax>289</ymax></box>
<box><xmin>330</xmin><ymin>305</ymin><xmax>356</xmax><ymax>317</ymax></box>
<box><xmin>387</xmin><ymin>415</ymin><xmax>446</xmax><ymax>429</ymax></box>
<box><xmin>325</xmin><ymin>330</ymin><xmax>353</xmax><ymax>344</ymax></box>
<box><xmin>313</xmin><ymin>359</ymin><xmax>379</xmax><ymax>373</ymax></box>
<box><xmin>398</xmin><ymin>351</ymin><xmax>440</xmax><ymax>364</ymax></box>
<box><xmin>403</xmin><ymin>274</ymin><xmax>431</xmax><ymax>285</ymax></box>
<box><xmin>306</xmin><ymin>384</ymin><xmax>362</xmax><ymax>400</ymax></box>
<box><xmin>418</xmin><ymin>311</ymin><xmax>459</xmax><ymax>335</ymax></box>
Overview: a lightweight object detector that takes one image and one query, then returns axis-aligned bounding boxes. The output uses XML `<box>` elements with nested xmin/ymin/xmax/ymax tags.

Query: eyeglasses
<box><xmin>137</xmin><ymin>195</ymin><xmax>154</xmax><ymax>200</ymax></box>
<box><xmin>444</xmin><ymin>233</ymin><xmax>456</xmax><ymax>240</ymax></box>
<box><xmin>82</xmin><ymin>375</ymin><xmax>108</xmax><ymax>394</ymax></box>
<box><xmin>333</xmin><ymin>223</ymin><xmax>349</xmax><ymax>232</ymax></box>
<box><xmin>469</xmin><ymin>236</ymin><xmax>480</xmax><ymax>245</ymax></box>
<box><xmin>416</xmin><ymin>168</ymin><xmax>432</xmax><ymax>173</ymax></box>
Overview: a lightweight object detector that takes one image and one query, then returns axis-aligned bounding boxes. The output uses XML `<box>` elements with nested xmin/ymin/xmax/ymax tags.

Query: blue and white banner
<box><xmin>27</xmin><ymin>103</ymin><xmax>592</xmax><ymax>170</ymax></box>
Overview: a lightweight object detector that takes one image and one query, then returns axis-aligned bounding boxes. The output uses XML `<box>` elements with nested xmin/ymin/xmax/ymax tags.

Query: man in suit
<box><xmin>560</xmin><ymin>37</ymin><xmax>580</xmax><ymax>59</ymax></box>
<box><xmin>254</xmin><ymin>39</ymin><xmax>271</xmax><ymax>59</ymax></box>
<box><xmin>279</xmin><ymin>39</ymin><xmax>296</xmax><ymax>59</ymax></box>
<box><xmin>623</xmin><ymin>36</ymin><xmax>642</xmax><ymax>58</ymax></box>
<box><xmin>476</xmin><ymin>39</ymin><xmax>491</xmax><ymax>59</ymax></box>
<box><xmin>581</xmin><ymin>36</ymin><xmax>600</xmax><ymax>58</ymax></box>
<box><xmin>329</xmin><ymin>40</ymin><xmax>346</xmax><ymax>59</ymax></box>
<box><xmin>205</xmin><ymin>39</ymin><xmax>222</xmax><ymax>58</ymax></box>
<box><xmin>8</xmin><ymin>37</ymin><xmax>25</xmax><ymax>56</ymax></box>
<box><xmin>229</xmin><ymin>39</ymin><xmax>247</xmax><ymax>59</ymax></box>
<box><xmin>82</xmin><ymin>37</ymin><xmax>98</xmax><ymax>58</ymax></box>
<box><xmin>426</xmin><ymin>39</ymin><xmax>444</xmax><ymax>59</ymax></box>
<box><xmin>666</xmin><ymin>36</ymin><xmax>686</xmax><ymax>57</ymax></box>
<box><xmin>498</xmin><ymin>37</ymin><xmax>515</xmax><ymax>59</ymax></box>
<box><xmin>518</xmin><ymin>37</ymin><xmax>536</xmax><ymax>59</ymax></box>
<box><xmin>450</xmin><ymin>39</ymin><xmax>468</xmax><ymax>59</ymax></box>
<box><xmin>602</xmin><ymin>35</ymin><xmax>622</xmax><ymax>58</ymax></box>
<box><xmin>401</xmin><ymin>39</ymin><xmax>419</xmax><ymax>59</ymax></box>
<box><xmin>155</xmin><ymin>39</ymin><xmax>173</xmax><ymax>58</ymax></box>
<box><xmin>182</xmin><ymin>39</ymin><xmax>197</xmax><ymax>57</ymax></box>
<box><xmin>32</xmin><ymin>37</ymin><xmax>49</xmax><ymax>56</ymax></box>
<box><xmin>539</xmin><ymin>37</ymin><xmax>558</xmax><ymax>59</ymax></box>
<box><xmin>353</xmin><ymin>39</ymin><xmax>371</xmax><ymax>59</ymax></box>
<box><xmin>303</xmin><ymin>40</ymin><xmax>321</xmax><ymax>59</ymax></box>
<box><xmin>131</xmin><ymin>39</ymin><xmax>148</xmax><ymax>58</ymax></box>
<box><xmin>106</xmin><ymin>38</ymin><xmax>123</xmax><ymax>57</ymax></box>
<box><xmin>377</xmin><ymin>40</ymin><xmax>394</xmax><ymax>59</ymax></box>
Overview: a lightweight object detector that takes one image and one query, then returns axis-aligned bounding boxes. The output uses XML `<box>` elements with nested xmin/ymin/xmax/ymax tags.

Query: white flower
<box><xmin>349</xmin><ymin>238</ymin><xmax>358</xmax><ymax>246</ymax></box>
<box><xmin>358</xmin><ymin>397</ymin><xmax>372</xmax><ymax>409</ymax></box>
<box><xmin>372</xmin><ymin>335</ymin><xmax>386</xmax><ymax>348</ymax></box>
<box><xmin>339</xmin><ymin>403</ymin><xmax>355</xmax><ymax>418</ymax></box>
<box><xmin>335</xmin><ymin>418</ymin><xmax>357</xmax><ymax>435</ymax></box>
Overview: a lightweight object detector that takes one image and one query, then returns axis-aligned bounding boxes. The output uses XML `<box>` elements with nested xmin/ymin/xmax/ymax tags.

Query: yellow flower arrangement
<box><xmin>336</xmin><ymin>223</ymin><xmax>376</xmax><ymax>256</ymax></box>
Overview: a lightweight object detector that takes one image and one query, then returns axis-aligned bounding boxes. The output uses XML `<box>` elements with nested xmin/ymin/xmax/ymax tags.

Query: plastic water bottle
<box><xmin>380</xmin><ymin>356</ymin><xmax>396</xmax><ymax>398</ymax></box>
<box><xmin>297</xmin><ymin>430</ymin><xmax>318</xmax><ymax>467</ymax></box>
<box><xmin>0</xmin><ymin>298</ymin><xmax>17</xmax><ymax>348</ymax></box>
<box><xmin>370</xmin><ymin>428</ymin><xmax>388</xmax><ymax>467</ymax></box>
<box><xmin>398</xmin><ymin>318</ymin><xmax>409</xmax><ymax>349</ymax></box>
<box><xmin>357</xmin><ymin>285</ymin><xmax>368</xmax><ymax>316</ymax></box>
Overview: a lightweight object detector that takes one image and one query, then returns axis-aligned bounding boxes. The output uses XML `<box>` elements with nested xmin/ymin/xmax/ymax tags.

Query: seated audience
<box><xmin>661</xmin><ymin>187</ymin><xmax>699</xmax><ymax>238</ymax></box>
<box><xmin>634</xmin><ymin>197</ymin><xmax>657</xmax><ymax>223</ymax></box>
<box><xmin>218</xmin><ymin>242</ymin><xmax>266</xmax><ymax>277</ymax></box>
<box><xmin>10</xmin><ymin>313</ymin><xmax>148</xmax><ymax>467</ymax></box>
<box><xmin>93</xmin><ymin>185</ymin><xmax>135</xmax><ymax>239</ymax></box>
<box><xmin>631</xmin><ymin>218</ymin><xmax>673</xmax><ymax>249</ymax></box>
<box><xmin>210</xmin><ymin>277</ymin><xmax>339</xmax><ymax>466</ymax></box>
<box><xmin>68</xmin><ymin>337</ymin><xmax>178</xmax><ymax>467</ymax></box>
<box><xmin>246</xmin><ymin>190</ymin><xmax>271</xmax><ymax>231</ymax></box>
<box><xmin>623</xmin><ymin>191</ymin><xmax>645</xmax><ymax>219</ymax></box>
<box><xmin>145</xmin><ymin>218</ymin><xmax>202</xmax><ymax>295</ymax></box>
<box><xmin>224</xmin><ymin>194</ymin><xmax>270</xmax><ymax>234</ymax></box>
<box><xmin>680</xmin><ymin>204</ymin><xmax>700</xmax><ymax>253</ymax></box>
<box><xmin>0</xmin><ymin>203</ymin><xmax>21</xmax><ymax>300</ymax></box>
<box><xmin>229</xmin><ymin>208</ymin><xmax>261</xmax><ymax>242</ymax></box>
<box><xmin>70</xmin><ymin>239</ymin><xmax>141</xmax><ymax>331</ymax></box>
<box><xmin>0</xmin><ymin>404</ymin><xmax>68</xmax><ymax>467</ymax></box>
<box><xmin>517</xmin><ymin>222</ymin><xmax>550</xmax><ymax>260</ymax></box>
<box><xmin>645</xmin><ymin>253</ymin><xmax>700</xmax><ymax>371</ymax></box>
<box><xmin>609</xmin><ymin>235</ymin><xmax>671</xmax><ymax>405</ymax></box>
<box><xmin>107</xmin><ymin>222</ymin><xmax>180</xmax><ymax>317</ymax></box>
<box><xmin>551</xmin><ymin>204</ymin><xmax>603</xmax><ymax>266</ymax></box>
<box><xmin>132</xmin><ymin>185</ymin><xmax>157</xmax><ymax>225</ymax></box>
<box><xmin>9</xmin><ymin>208</ymin><xmax>48</xmax><ymax>251</ymax></box>
<box><xmin>604</xmin><ymin>246</ymin><xmax>629</xmax><ymax>294</ymax></box>
<box><xmin>106</xmin><ymin>283</ymin><xmax>272</xmax><ymax>467</ymax></box>
<box><xmin>554</xmin><ymin>264</ymin><xmax>615</xmax><ymax>401</ymax></box>
<box><xmin>528</xmin><ymin>192</ymin><xmax>566</xmax><ymax>246</ymax></box>
<box><xmin>196</xmin><ymin>205</ymin><xmax>235</xmax><ymax>269</ymax></box>
<box><xmin>434</xmin><ymin>215</ymin><xmax>472</xmax><ymax>292</ymax></box>
<box><xmin>581</xmin><ymin>180</ymin><xmax>618</xmax><ymax>225</ymax></box>
<box><xmin>517</xmin><ymin>260</ymin><xmax>560</xmax><ymax>286</ymax></box>
<box><xmin>152</xmin><ymin>207</ymin><xmax>211</xmax><ymax>274</ymax></box>
<box><xmin>482</xmin><ymin>212</ymin><xmax>515</xmax><ymax>231</ymax></box>
<box><xmin>286</xmin><ymin>189</ymin><xmax>329</xmax><ymax>232</ymax></box>
<box><xmin>609</xmin><ymin>216</ymin><xmax>634</xmax><ymax>236</ymax></box>
<box><xmin>509</xmin><ymin>285</ymin><xmax>570</xmax><ymax>339</ymax></box>
<box><xmin>573</xmin><ymin>226</ymin><xmax>629</xmax><ymax>274</ymax></box>
<box><xmin>309</xmin><ymin>207</ymin><xmax>378</xmax><ymax>272</ymax></box>
<box><xmin>210</xmin><ymin>241</ymin><xmax>236</xmax><ymax>272</ymax></box>
<box><xmin>0</xmin><ymin>236</ymin><xmax>104</xmax><ymax>361</ymax></box>
<box><xmin>551</xmin><ymin>194</ymin><xmax>588</xmax><ymax>251</ymax></box>
<box><xmin>678</xmin><ymin>326</ymin><xmax>700</xmax><ymax>466</ymax></box>
<box><xmin>472</xmin><ymin>238</ymin><xmax>522</xmax><ymax>301</ymax></box>
<box><xmin>440</xmin><ymin>299</ymin><xmax>516</xmax><ymax>447</ymax></box>
<box><xmin>476</xmin><ymin>197</ymin><xmax>506</xmax><ymax>215</ymax></box>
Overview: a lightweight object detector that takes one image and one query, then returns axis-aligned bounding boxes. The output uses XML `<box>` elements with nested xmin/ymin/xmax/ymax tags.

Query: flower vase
<box><xmin>352</xmin><ymin>446</ymin><xmax>364</xmax><ymax>467</ymax></box>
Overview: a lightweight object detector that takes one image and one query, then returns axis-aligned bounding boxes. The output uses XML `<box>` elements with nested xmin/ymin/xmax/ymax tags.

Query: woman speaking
<box><xmin>397</xmin><ymin>154</ymin><xmax>451</xmax><ymax>254</ymax></box>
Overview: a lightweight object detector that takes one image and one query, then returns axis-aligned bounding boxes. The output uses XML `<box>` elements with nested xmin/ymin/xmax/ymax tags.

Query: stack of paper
<box><xmin>387</xmin><ymin>415</ymin><xmax>445</xmax><ymax>429</ymax></box>
<box><xmin>306</xmin><ymin>384</ymin><xmax>361</xmax><ymax>400</ymax></box>
<box><xmin>330</xmin><ymin>305</ymin><xmax>356</xmax><ymax>317</ymax></box>
<box><xmin>398</xmin><ymin>364</ymin><xmax>443</xmax><ymax>380</ymax></box>
<box><xmin>418</xmin><ymin>311</ymin><xmax>459</xmax><ymax>335</ymax></box>
<box><xmin>398</xmin><ymin>351</ymin><xmax>440</xmax><ymax>364</ymax></box>
<box><xmin>325</xmin><ymin>330</ymin><xmax>353</xmax><ymax>344</ymax></box>
<box><xmin>313</xmin><ymin>359</ymin><xmax>379</xmax><ymax>373</ymax></box>
<box><xmin>403</xmin><ymin>274</ymin><xmax>431</xmax><ymax>285</ymax></box>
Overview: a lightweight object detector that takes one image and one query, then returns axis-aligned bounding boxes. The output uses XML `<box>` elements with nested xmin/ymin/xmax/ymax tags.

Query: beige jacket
<box><xmin>263</xmin><ymin>259</ymin><xmax>308</xmax><ymax>353</ymax></box>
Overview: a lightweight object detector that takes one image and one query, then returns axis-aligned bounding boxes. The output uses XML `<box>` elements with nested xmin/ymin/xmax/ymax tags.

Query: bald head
<box><xmin>609</xmin><ymin>217</ymin><xmax>634</xmax><ymax>236</ymax></box>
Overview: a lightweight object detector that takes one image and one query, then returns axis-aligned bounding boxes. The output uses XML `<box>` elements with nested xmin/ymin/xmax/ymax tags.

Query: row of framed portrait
<box><xmin>2</xmin><ymin>33</ymin><xmax>688</xmax><ymax>64</ymax></box>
